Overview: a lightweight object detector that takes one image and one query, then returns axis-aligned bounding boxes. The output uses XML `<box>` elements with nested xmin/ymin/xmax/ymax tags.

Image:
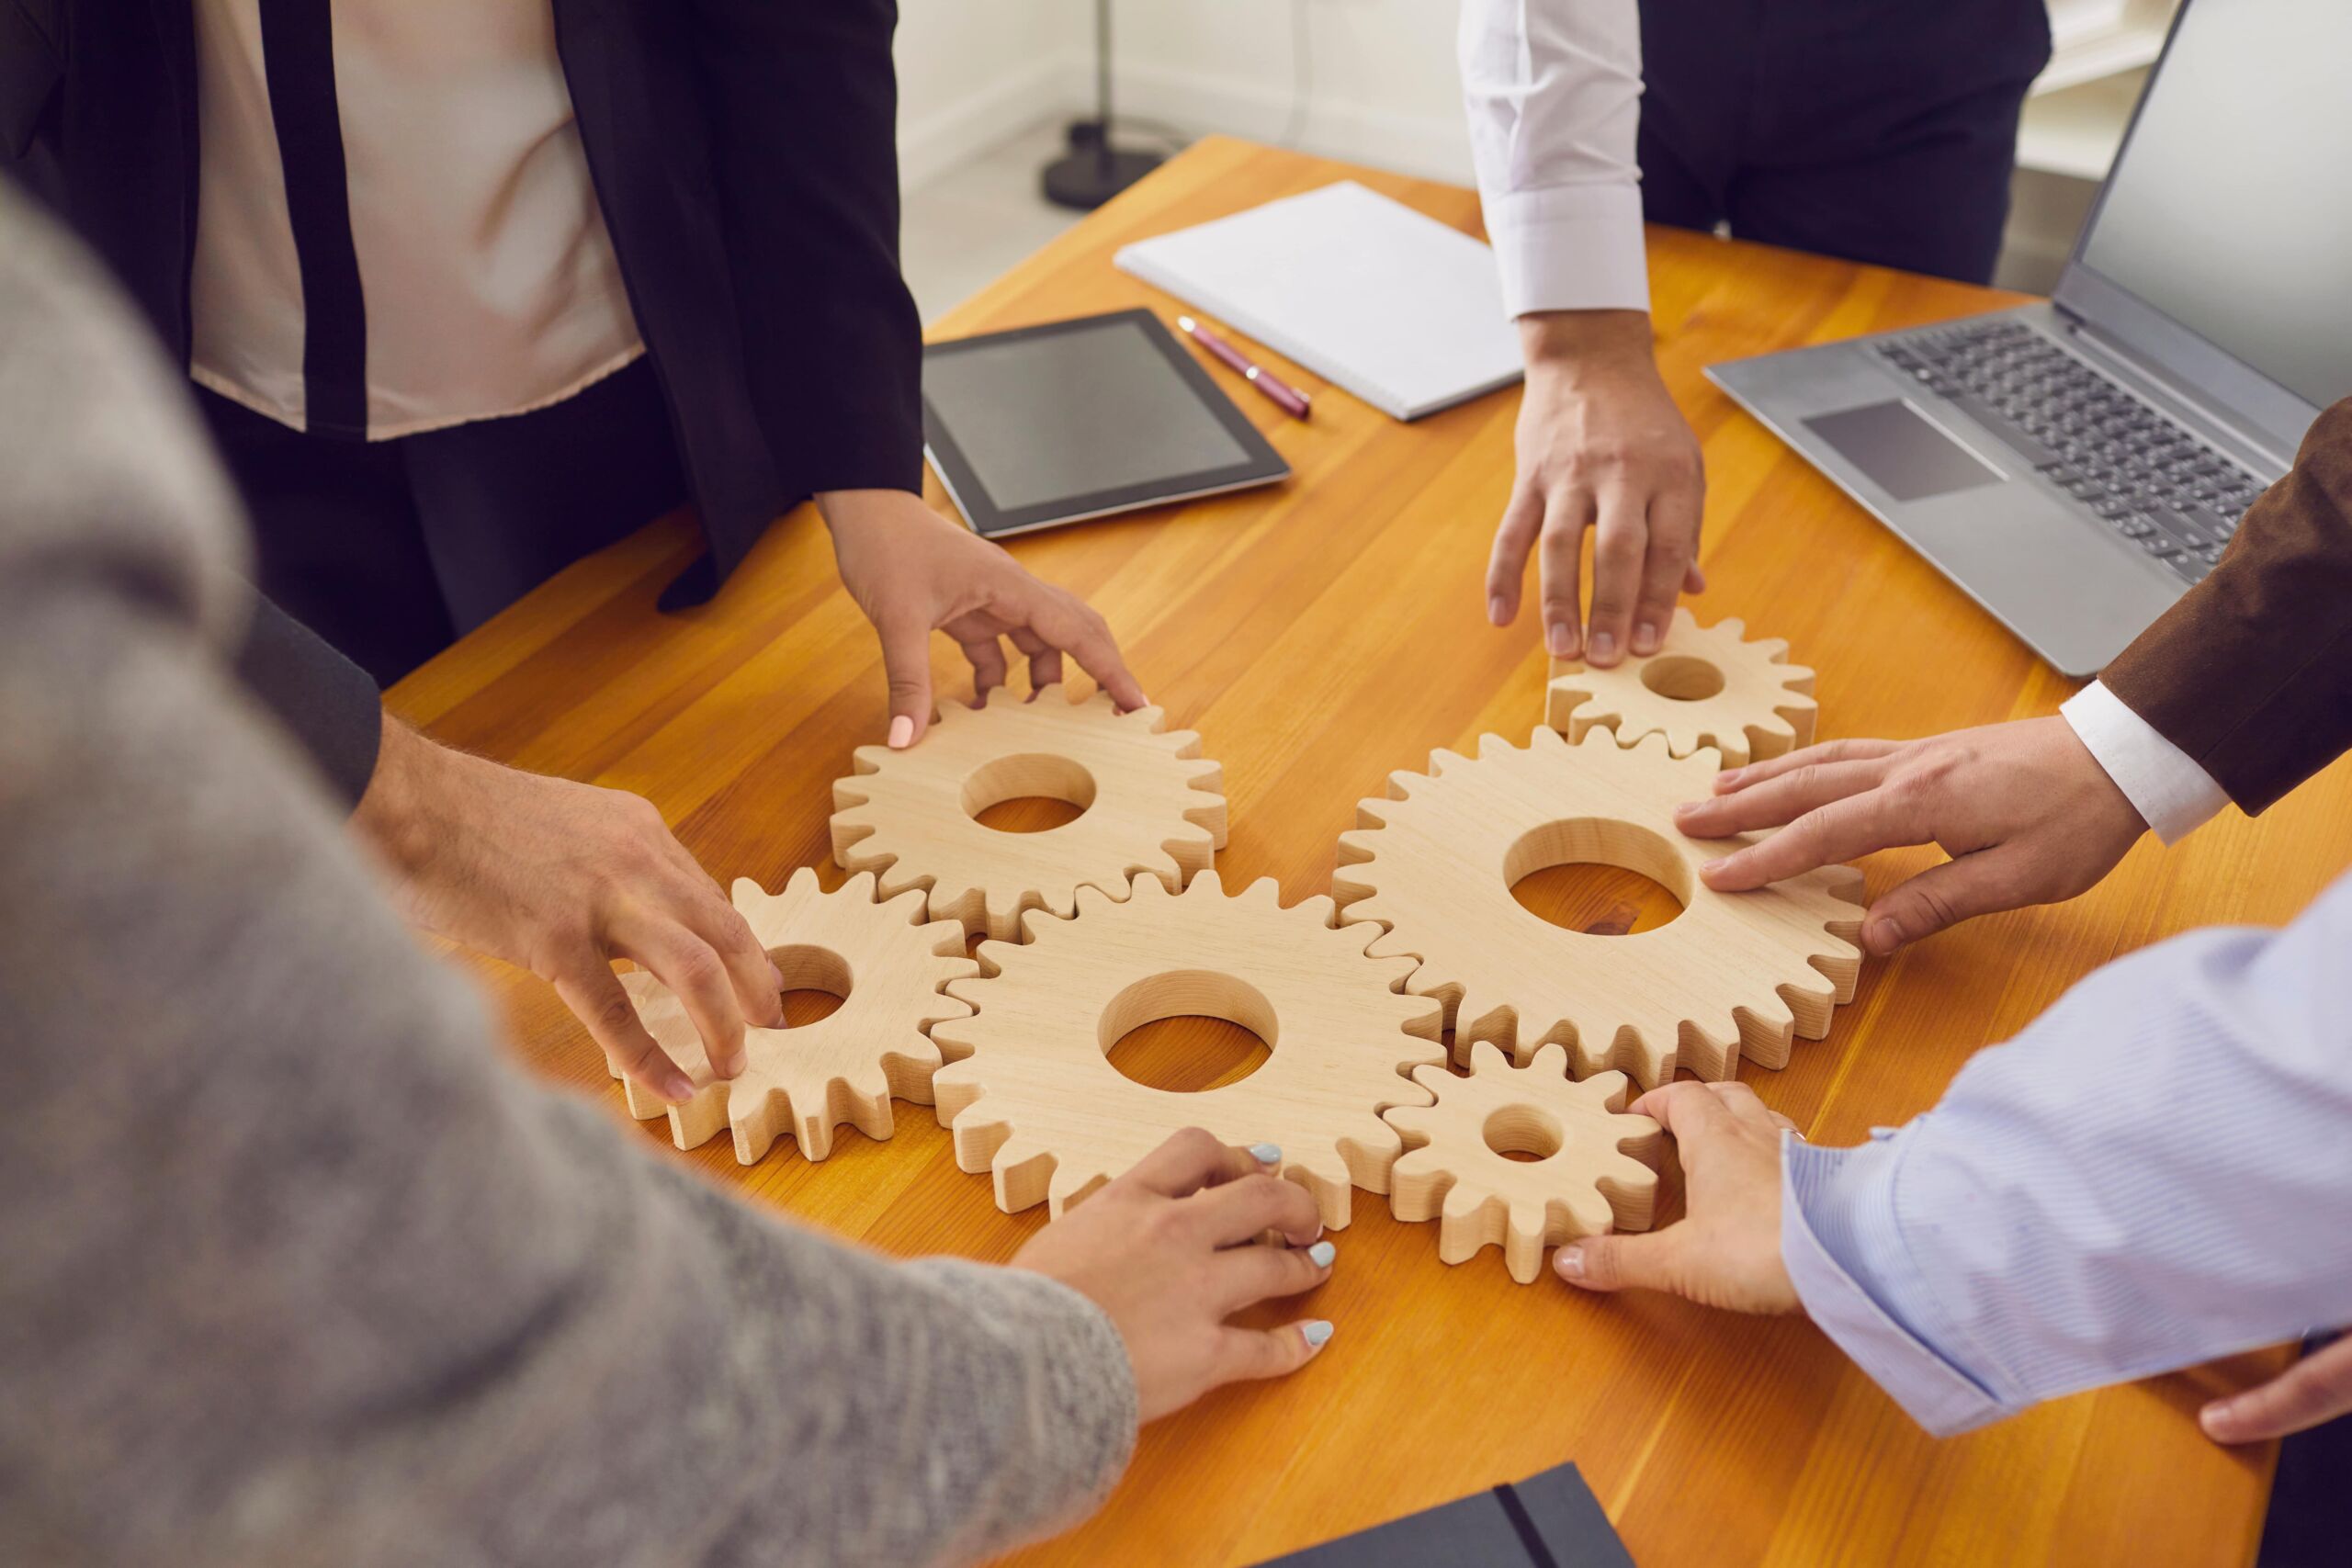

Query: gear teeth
<box><xmin>1546</xmin><ymin>607</ymin><xmax>1818</xmax><ymax>766</ymax></box>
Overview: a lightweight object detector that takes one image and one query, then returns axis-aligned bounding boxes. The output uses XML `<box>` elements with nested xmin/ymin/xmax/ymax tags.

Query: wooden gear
<box><xmin>1334</xmin><ymin>728</ymin><xmax>1864</xmax><ymax>1085</ymax></box>
<box><xmin>613</xmin><ymin>868</ymin><xmax>978</xmax><ymax>1162</ymax></box>
<box><xmin>830</xmin><ymin>684</ymin><xmax>1227</xmax><ymax>942</ymax></box>
<box><xmin>930</xmin><ymin>870</ymin><xmax>1447</xmax><ymax>1227</ymax></box>
<box><xmin>1546</xmin><ymin>607</ymin><xmax>1816</xmax><ymax>767</ymax></box>
<box><xmin>1385</xmin><ymin>1043</ymin><xmax>1662</xmax><ymax>1283</ymax></box>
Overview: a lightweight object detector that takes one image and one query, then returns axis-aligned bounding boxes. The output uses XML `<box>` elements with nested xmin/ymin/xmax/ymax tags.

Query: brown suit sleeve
<box><xmin>2100</xmin><ymin>396</ymin><xmax>2352</xmax><ymax>816</ymax></box>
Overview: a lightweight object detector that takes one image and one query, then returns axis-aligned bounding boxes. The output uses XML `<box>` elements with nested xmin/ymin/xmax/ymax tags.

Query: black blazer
<box><xmin>1</xmin><ymin>0</ymin><xmax>923</xmax><ymax>609</ymax></box>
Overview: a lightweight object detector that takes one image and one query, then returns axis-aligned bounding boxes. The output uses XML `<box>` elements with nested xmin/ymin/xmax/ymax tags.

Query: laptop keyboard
<box><xmin>1873</xmin><ymin>319</ymin><xmax>2269</xmax><ymax>585</ymax></box>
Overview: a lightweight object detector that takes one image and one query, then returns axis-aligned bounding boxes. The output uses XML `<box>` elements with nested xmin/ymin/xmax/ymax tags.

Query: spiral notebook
<box><xmin>1113</xmin><ymin>180</ymin><xmax>1524</xmax><ymax>423</ymax></box>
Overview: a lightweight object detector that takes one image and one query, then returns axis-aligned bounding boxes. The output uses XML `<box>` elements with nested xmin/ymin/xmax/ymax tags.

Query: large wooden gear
<box><xmin>613</xmin><ymin>868</ymin><xmax>978</xmax><ymax>1163</ymax></box>
<box><xmin>1546</xmin><ymin>607</ymin><xmax>1816</xmax><ymax>767</ymax></box>
<box><xmin>830</xmin><ymin>684</ymin><xmax>1227</xmax><ymax>942</ymax></box>
<box><xmin>1385</xmin><ymin>1043</ymin><xmax>1662</xmax><ymax>1283</ymax></box>
<box><xmin>929</xmin><ymin>870</ymin><xmax>1447</xmax><ymax>1227</ymax></box>
<box><xmin>1333</xmin><ymin>728</ymin><xmax>1864</xmax><ymax>1085</ymax></box>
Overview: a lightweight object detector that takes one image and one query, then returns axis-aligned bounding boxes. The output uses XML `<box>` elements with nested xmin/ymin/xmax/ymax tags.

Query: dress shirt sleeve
<box><xmin>2058</xmin><ymin>679</ymin><xmax>2227</xmax><ymax>845</ymax></box>
<box><xmin>1457</xmin><ymin>0</ymin><xmax>1649</xmax><ymax>318</ymax></box>
<box><xmin>1781</xmin><ymin>870</ymin><xmax>2352</xmax><ymax>1436</ymax></box>
<box><xmin>2098</xmin><ymin>396</ymin><xmax>2352</xmax><ymax>815</ymax></box>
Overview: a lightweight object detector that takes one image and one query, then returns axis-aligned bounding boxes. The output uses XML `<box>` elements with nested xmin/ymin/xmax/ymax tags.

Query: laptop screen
<box><xmin>2071</xmin><ymin>0</ymin><xmax>2352</xmax><ymax>416</ymax></box>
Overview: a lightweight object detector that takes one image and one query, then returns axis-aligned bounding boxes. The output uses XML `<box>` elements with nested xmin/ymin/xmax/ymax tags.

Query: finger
<box><xmin>1485</xmin><ymin>479</ymin><xmax>1545</xmax><ymax>626</ymax></box>
<box><xmin>1693</xmin><ymin>1079</ymin><xmax>1789</xmax><ymax>1133</ymax></box>
<box><xmin>608</xmin><ymin>914</ymin><xmax>750</xmax><ymax>1087</ymax></box>
<box><xmin>1555</xmin><ymin>1230</ymin><xmax>1688</xmax><ymax>1295</ymax></box>
<box><xmin>1123</xmin><ymin>1128</ymin><xmax>1277</xmax><ymax>1199</ymax></box>
<box><xmin>1684</xmin><ymin>558</ymin><xmax>1708</xmax><ymax>593</ymax></box>
<box><xmin>1582</xmin><ymin>482</ymin><xmax>1649</xmax><ymax>665</ymax></box>
<box><xmin>668</xmin><ymin>886</ymin><xmax>783</xmax><ymax>1050</ymax></box>
<box><xmin>1007</xmin><ymin>625</ymin><xmax>1063</xmax><ymax>694</ymax></box>
<box><xmin>1713</xmin><ymin>739</ymin><xmax>1905</xmax><ymax>795</ymax></box>
<box><xmin>1212</xmin><ymin>1237</ymin><xmax>1336</xmax><ymax>1312</ymax></box>
<box><xmin>875</xmin><ymin>610</ymin><xmax>936</xmax><ymax>749</ymax></box>
<box><xmin>1536</xmin><ymin>489</ymin><xmax>1591</xmax><ymax>659</ymax></box>
<box><xmin>1629</xmin><ymin>479</ymin><xmax>1702</xmax><ymax>657</ymax></box>
<box><xmin>552</xmin><ymin>962</ymin><xmax>696</xmax><ymax>1102</ymax></box>
<box><xmin>1021</xmin><ymin>589</ymin><xmax>1147</xmax><ymax>711</ymax></box>
<box><xmin>1628</xmin><ymin>1079</ymin><xmax>1743</xmax><ymax>1143</ymax></box>
<box><xmin>1700</xmin><ymin>788</ymin><xmax>1926</xmax><ymax>892</ymax></box>
<box><xmin>1188</xmin><ymin>1171</ymin><xmax>1322</xmax><ymax>1247</ymax></box>
<box><xmin>957</xmin><ymin>633</ymin><xmax>1010</xmax><ymax>705</ymax></box>
<box><xmin>1209</xmin><ymin>1320</ymin><xmax>1334</xmax><ymax>1387</ymax></box>
<box><xmin>1859</xmin><ymin>848</ymin><xmax>2028</xmax><ymax>956</ymax></box>
<box><xmin>2202</xmin><ymin>1338</ymin><xmax>2352</xmax><ymax>1443</ymax></box>
<box><xmin>1675</xmin><ymin>757</ymin><xmax>1894</xmax><ymax>840</ymax></box>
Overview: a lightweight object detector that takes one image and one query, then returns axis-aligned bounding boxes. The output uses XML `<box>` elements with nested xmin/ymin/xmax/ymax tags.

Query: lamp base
<box><xmin>1041</xmin><ymin>140</ymin><xmax>1163</xmax><ymax>211</ymax></box>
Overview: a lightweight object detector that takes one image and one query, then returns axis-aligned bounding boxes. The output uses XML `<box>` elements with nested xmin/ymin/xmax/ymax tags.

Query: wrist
<box><xmin>1521</xmin><ymin>309</ymin><xmax>1660</xmax><ymax>384</ymax></box>
<box><xmin>814</xmin><ymin>486</ymin><xmax>931</xmax><ymax>537</ymax></box>
<box><xmin>350</xmin><ymin>714</ymin><xmax>449</xmax><ymax>881</ymax></box>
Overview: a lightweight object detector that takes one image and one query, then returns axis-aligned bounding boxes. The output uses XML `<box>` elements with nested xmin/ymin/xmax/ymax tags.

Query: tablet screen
<box><xmin>922</xmin><ymin>310</ymin><xmax>1290</xmax><ymax>537</ymax></box>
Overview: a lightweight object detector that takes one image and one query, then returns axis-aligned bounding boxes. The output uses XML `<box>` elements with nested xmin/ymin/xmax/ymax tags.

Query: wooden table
<box><xmin>391</xmin><ymin>137</ymin><xmax>2335</xmax><ymax>1565</ymax></box>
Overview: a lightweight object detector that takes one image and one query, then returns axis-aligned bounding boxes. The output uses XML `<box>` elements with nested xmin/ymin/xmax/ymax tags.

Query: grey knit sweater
<box><xmin>0</xmin><ymin>184</ymin><xmax>1136</xmax><ymax>1567</ymax></box>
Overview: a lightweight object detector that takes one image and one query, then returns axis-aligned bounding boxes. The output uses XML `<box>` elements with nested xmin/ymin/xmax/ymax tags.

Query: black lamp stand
<box><xmin>1041</xmin><ymin>0</ymin><xmax>1163</xmax><ymax>210</ymax></box>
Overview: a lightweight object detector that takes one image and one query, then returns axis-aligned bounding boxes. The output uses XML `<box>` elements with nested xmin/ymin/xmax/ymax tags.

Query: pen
<box><xmin>1177</xmin><ymin>315</ymin><xmax>1312</xmax><ymax>421</ymax></box>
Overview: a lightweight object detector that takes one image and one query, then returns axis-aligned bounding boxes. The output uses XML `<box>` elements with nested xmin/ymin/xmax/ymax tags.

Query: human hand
<box><xmin>1672</xmin><ymin>716</ymin><xmax>2149</xmax><ymax>957</ymax></box>
<box><xmin>2201</xmin><ymin>1335</ymin><xmax>2352</xmax><ymax>1444</ymax></box>
<box><xmin>1554</xmin><ymin>1081</ymin><xmax>1800</xmax><ymax>1314</ymax></box>
<box><xmin>1487</xmin><ymin>310</ymin><xmax>1706</xmax><ymax>667</ymax></box>
<box><xmin>816</xmin><ymin>487</ymin><xmax>1147</xmax><ymax>749</ymax></box>
<box><xmin>353</xmin><ymin>715</ymin><xmax>781</xmax><ymax>1101</ymax></box>
<box><xmin>1011</xmin><ymin>1128</ymin><xmax>1337</xmax><ymax>1422</ymax></box>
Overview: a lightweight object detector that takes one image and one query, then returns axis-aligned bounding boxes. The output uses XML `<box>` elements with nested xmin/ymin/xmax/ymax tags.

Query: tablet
<box><xmin>921</xmin><ymin>308</ymin><xmax>1291</xmax><ymax>538</ymax></box>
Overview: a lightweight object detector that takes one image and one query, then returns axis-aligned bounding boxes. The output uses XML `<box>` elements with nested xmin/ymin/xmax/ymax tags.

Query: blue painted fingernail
<box><xmin>1250</xmin><ymin>1143</ymin><xmax>1283</xmax><ymax>1166</ymax></box>
<box><xmin>1308</xmin><ymin>1241</ymin><xmax>1336</xmax><ymax>1268</ymax></box>
<box><xmin>1301</xmin><ymin>1320</ymin><xmax>1335</xmax><ymax>1348</ymax></box>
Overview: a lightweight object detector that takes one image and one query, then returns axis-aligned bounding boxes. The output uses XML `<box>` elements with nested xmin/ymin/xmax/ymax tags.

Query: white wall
<box><xmin>892</xmin><ymin>0</ymin><xmax>1473</xmax><ymax>191</ymax></box>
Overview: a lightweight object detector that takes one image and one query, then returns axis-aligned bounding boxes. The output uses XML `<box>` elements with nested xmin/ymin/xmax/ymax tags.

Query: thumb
<box><xmin>2201</xmin><ymin>1338</ymin><xmax>2352</xmax><ymax>1443</ymax></box>
<box><xmin>1555</xmin><ymin>1230</ymin><xmax>1683</xmax><ymax>1295</ymax></box>
<box><xmin>874</xmin><ymin>611</ymin><xmax>935</xmax><ymax>749</ymax></box>
<box><xmin>1862</xmin><ymin>850</ymin><xmax>2018</xmax><ymax>956</ymax></box>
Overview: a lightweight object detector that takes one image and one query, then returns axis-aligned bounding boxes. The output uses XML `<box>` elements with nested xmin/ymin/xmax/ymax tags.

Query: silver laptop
<box><xmin>1708</xmin><ymin>0</ymin><xmax>2351</xmax><ymax>676</ymax></box>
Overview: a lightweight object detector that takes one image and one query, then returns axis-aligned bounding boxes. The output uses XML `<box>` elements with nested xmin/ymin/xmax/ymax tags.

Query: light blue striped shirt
<box><xmin>1781</xmin><ymin>868</ymin><xmax>2352</xmax><ymax>1436</ymax></box>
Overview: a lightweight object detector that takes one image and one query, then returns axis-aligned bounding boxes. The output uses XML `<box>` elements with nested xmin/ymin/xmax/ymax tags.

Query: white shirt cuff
<box><xmin>2059</xmin><ymin>681</ymin><xmax>2229</xmax><ymax>846</ymax></box>
<box><xmin>1476</xmin><ymin>183</ymin><xmax>1650</xmax><ymax>320</ymax></box>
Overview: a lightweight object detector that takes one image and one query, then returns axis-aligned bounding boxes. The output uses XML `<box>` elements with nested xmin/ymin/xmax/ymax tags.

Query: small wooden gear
<box><xmin>612</xmin><ymin>868</ymin><xmax>978</xmax><ymax>1163</ymax></box>
<box><xmin>1546</xmin><ymin>607</ymin><xmax>1816</xmax><ymax>767</ymax></box>
<box><xmin>929</xmin><ymin>870</ymin><xmax>1447</xmax><ymax>1227</ymax></box>
<box><xmin>830</xmin><ymin>684</ymin><xmax>1227</xmax><ymax>942</ymax></box>
<box><xmin>1334</xmin><ymin>727</ymin><xmax>1864</xmax><ymax>1085</ymax></box>
<box><xmin>1385</xmin><ymin>1043</ymin><xmax>1662</xmax><ymax>1283</ymax></box>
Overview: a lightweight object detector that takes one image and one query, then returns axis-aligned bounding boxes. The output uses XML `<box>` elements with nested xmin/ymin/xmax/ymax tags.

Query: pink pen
<box><xmin>1177</xmin><ymin>315</ymin><xmax>1312</xmax><ymax>420</ymax></box>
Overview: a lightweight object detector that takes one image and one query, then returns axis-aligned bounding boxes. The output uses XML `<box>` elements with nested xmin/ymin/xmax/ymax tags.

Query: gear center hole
<box><xmin>1507</xmin><ymin>818</ymin><xmax>1690</xmax><ymax>936</ymax></box>
<box><xmin>1099</xmin><ymin>970</ymin><xmax>1276</xmax><ymax>1091</ymax></box>
<box><xmin>768</xmin><ymin>944</ymin><xmax>852</xmax><ymax>1029</ymax></box>
<box><xmin>1483</xmin><ymin>1105</ymin><xmax>1566</xmax><ymax>1163</ymax></box>
<box><xmin>962</xmin><ymin>752</ymin><xmax>1097</xmax><ymax>834</ymax></box>
<box><xmin>1639</xmin><ymin>654</ymin><xmax>1726</xmax><ymax>702</ymax></box>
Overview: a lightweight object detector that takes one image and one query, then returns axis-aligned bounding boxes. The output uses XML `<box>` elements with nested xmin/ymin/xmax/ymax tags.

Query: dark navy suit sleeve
<box><xmin>232</xmin><ymin>593</ymin><xmax>384</xmax><ymax>811</ymax></box>
<box><xmin>684</xmin><ymin>0</ymin><xmax>924</xmax><ymax>498</ymax></box>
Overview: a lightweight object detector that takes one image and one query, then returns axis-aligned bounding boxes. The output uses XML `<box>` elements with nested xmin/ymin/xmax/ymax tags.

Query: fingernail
<box><xmin>1716</xmin><ymin>767</ymin><xmax>1745</xmax><ymax>789</ymax></box>
<box><xmin>769</xmin><ymin>961</ymin><xmax>786</xmax><ymax>990</ymax></box>
<box><xmin>888</xmin><ymin>715</ymin><xmax>914</xmax><ymax>750</ymax></box>
<box><xmin>665</xmin><ymin>1070</ymin><xmax>696</xmax><ymax>1102</ymax></box>
<box><xmin>2199</xmin><ymin>1400</ymin><xmax>2235</xmax><ymax>1438</ymax></box>
<box><xmin>1700</xmin><ymin>854</ymin><xmax>1739</xmax><ymax>884</ymax></box>
<box><xmin>1673</xmin><ymin>800</ymin><xmax>1702</xmax><ymax>820</ymax></box>
<box><xmin>1590</xmin><ymin>630</ymin><xmax>1617</xmax><ymax>663</ymax></box>
<box><xmin>1632</xmin><ymin>621</ymin><xmax>1660</xmax><ymax>656</ymax></box>
<box><xmin>1301</xmin><ymin>1320</ymin><xmax>1335</xmax><ymax>1348</ymax></box>
<box><xmin>1865</xmin><ymin>916</ymin><xmax>1904</xmax><ymax>954</ymax></box>
<box><xmin>1487</xmin><ymin>595</ymin><xmax>1508</xmax><ymax>626</ymax></box>
<box><xmin>1250</xmin><ymin>1142</ymin><xmax>1283</xmax><ymax>1167</ymax></box>
<box><xmin>1555</xmin><ymin>1246</ymin><xmax>1586</xmax><ymax>1279</ymax></box>
<box><xmin>1546</xmin><ymin>622</ymin><xmax>1574</xmax><ymax>657</ymax></box>
<box><xmin>1307</xmin><ymin>1240</ymin><xmax>1336</xmax><ymax>1268</ymax></box>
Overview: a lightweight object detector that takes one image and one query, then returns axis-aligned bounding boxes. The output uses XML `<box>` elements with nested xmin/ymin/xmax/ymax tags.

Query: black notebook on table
<box><xmin>1248</xmin><ymin>1461</ymin><xmax>1634</xmax><ymax>1568</ymax></box>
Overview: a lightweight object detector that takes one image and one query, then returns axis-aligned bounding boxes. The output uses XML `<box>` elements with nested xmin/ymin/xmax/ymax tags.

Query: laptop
<box><xmin>1707</xmin><ymin>0</ymin><xmax>2352</xmax><ymax>676</ymax></box>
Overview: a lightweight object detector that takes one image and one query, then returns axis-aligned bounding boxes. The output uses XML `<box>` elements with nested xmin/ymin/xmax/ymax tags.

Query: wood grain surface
<box><xmin>389</xmin><ymin>137</ymin><xmax>2332</xmax><ymax>1567</ymax></box>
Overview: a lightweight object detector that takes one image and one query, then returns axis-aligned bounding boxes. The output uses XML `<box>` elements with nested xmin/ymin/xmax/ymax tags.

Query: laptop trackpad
<box><xmin>1804</xmin><ymin>400</ymin><xmax>2006</xmax><ymax>502</ymax></box>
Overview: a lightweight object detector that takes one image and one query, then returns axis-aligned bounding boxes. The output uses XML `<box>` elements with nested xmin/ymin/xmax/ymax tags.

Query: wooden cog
<box><xmin>929</xmin><ymin>870</ymin><xmax>1447</xmax><ymax>1227</ymax></box>
<box><xmin>829</xmin><ymin>683</ymin><xmax>1227</xmax><ymax>942</ymax></box>
<box><xmin>1385</xmin><ymin>1043</ymin><xmax>1662</xmax><ymax>1283</ymax></box>
<box><xmin>612</xmin><ymin>868</ymin><xmax>978</xmax><ymax>1162</ymax></box>
<box><xmin>1333</xmin><ymin>727</ymin><xmax>1864</xmax><ymax>1085</ymax></box>
<box><xmin>1546</xmin><ymin>606</ymin><xmax>1816</xmax><ymax>767</ymax></box>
